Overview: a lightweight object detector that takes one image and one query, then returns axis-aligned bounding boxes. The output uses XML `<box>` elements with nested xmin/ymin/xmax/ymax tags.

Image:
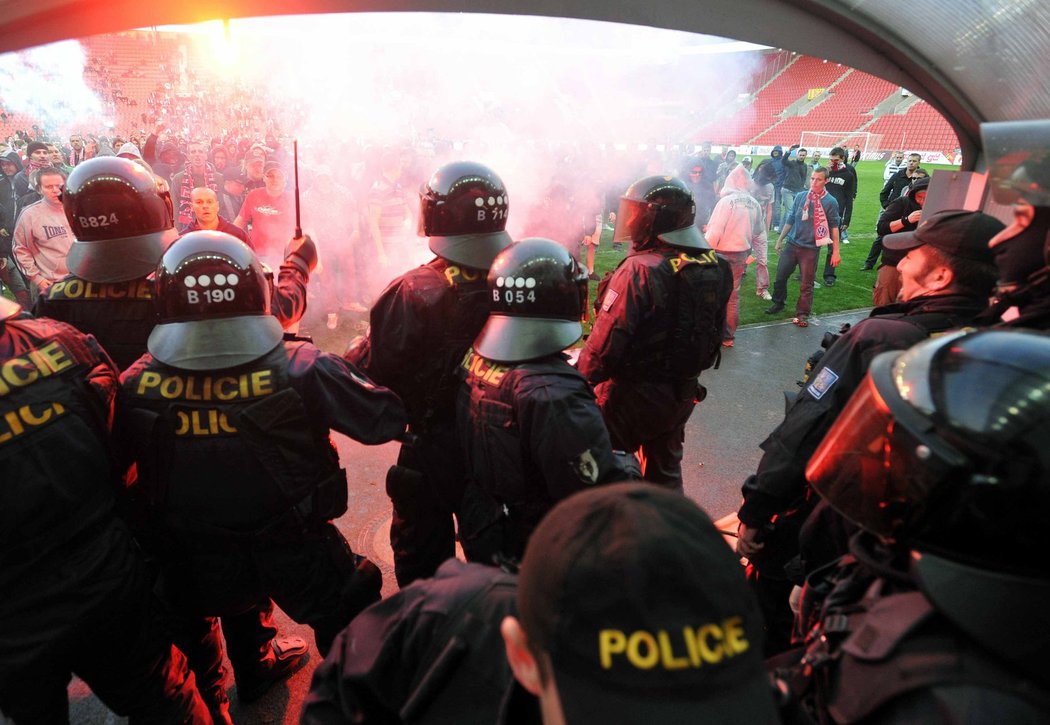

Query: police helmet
<box><xmin>148</xmin><ymin>231</ymin><xmax>283</xmax><ymax>371</ymax></box>
<box><xmin>62</xmin><ymin>156</ymin><xmax>175</xmax><ymax>283</ymax></box>
<box><xmin>419</xmin><ymin>161</ymin><xmax>513</xmax><ymax>269</ymax></box>
<box><xmin>473</xmin><ymin>238</ymin><xmax>587</xmax><ymax>363</ymax></box>
<box><xmin>613</xmin><ymin>175</ymin><xmax>708</xmax><ymax>251</ymax></box>
<box><xmin>806</xmin><ymin>329</ymin><xmax>1050</xmax><ymax>578</ymax></box>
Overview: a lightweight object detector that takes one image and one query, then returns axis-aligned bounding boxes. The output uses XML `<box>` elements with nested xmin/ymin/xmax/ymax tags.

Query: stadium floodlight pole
<box><xmin>293</xmin><ymin>139</ymin><xmax>302</xmax><ymax>239</ymax></box>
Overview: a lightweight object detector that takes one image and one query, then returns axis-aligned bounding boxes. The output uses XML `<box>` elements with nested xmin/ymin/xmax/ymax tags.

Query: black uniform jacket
<box><xmin>739</xmin><ymin>293</ymin><xmax>987</xmax><ymax>527</ymax></box>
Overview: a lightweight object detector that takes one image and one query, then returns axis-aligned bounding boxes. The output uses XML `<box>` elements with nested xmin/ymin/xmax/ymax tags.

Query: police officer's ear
<box><xmin>501</xmin><ymin>616</ymin><xmax>544</xmax><ymax>696</ymax></box>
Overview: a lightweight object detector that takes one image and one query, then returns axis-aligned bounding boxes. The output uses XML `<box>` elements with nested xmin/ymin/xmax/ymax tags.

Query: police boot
<box><xmin>233</xmin><ymin>636</ymin><xmax>309</xmax><ymax>704</ymax></box>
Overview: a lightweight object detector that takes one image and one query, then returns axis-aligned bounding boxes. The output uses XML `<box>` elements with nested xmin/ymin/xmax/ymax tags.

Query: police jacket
<box><xmin>302</xmin><ymin>559</ymin><xmax>518</xmax><ymax>725</ymax></box>
<box><xmin>738</xmin><ymin>294</ymin><xmax>987</xmax><ymax>529</ymax></box>
<box><xmin>456</xmin><ymin>350</ymin><xmax>628</xmax><ymax>562</ymax></box>
<box><xmin>577</xmin><ymin>245</ymin><xmax>731</xmax><ymax>387</ymax></box>
<box><xmin>347</xmin><ymin>257</ymin><xmax>489</xmax><ymax>430</ymax></box>
<box><xmin>117</xmin><ymin>341</ymin><xmax>406</xmax><ymax>536</ymax></box>
<box><xmin>0</xmin><ymin>312</ymin><xmax>121</xmax><ymax>589</ymax></box>
<box><xmin>778</xmin><ymin>536</ymin><xmax>1050</xmax><ymax>724</ymax></box>
<box><xmin>35</xmin><ymin>262</ymin><xmax>309</xmax><ymax>371</ymax></box>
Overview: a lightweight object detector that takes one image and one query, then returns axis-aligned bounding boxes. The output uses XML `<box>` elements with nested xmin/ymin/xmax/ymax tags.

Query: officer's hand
<box><xmin>736</xmin><ymin>523</ymin><xmax>765</xmax><ymax>558</ymax></box>
<box><xmin>285</xmin><ymin>234</ymin><xmax>317</xmax><ymax>274</ymax></box>
<box><xmin>831</xmin><ymin>250</ymin><xmax>841</xmax><ymax>267</ymax></box>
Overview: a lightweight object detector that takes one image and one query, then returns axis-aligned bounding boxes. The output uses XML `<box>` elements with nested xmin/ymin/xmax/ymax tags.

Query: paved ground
<box><xmin>68</xmin><ymin>306</ymin><xmax>871</xmax><ymax>724</ymax></box>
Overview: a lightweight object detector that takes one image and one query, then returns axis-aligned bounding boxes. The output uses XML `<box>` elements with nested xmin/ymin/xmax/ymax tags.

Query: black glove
<box><xmin>285</xmin><ymin>234</ymin><xmax>317</xmax><ymax>275</ymax></box>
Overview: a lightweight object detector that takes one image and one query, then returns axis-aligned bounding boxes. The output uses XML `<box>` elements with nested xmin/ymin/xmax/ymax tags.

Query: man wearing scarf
<box><xmin>13</xmin><ymin>142</ymin><xmax>51</xmax><ymax>198</ymax></box>
<box><xmin>171</xmin><ymin>140</ymin><xmax>223</xmax><ymax>232</ymax></box>
<box><xmin>766</xmin><ymin>167</ymin><xmax>840</xmax><ymax>327</ymax></box>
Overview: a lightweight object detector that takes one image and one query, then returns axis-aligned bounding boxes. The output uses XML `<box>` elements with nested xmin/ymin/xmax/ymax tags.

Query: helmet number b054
<box><xmin>187</xmin><ymin>288</ymin><xmax>236</xmax><ymax>304</ymax></box>
<box><xmin>494</xmin><ymin>289</ymin><xmax>536</xmax><ymax>304</ymax></box>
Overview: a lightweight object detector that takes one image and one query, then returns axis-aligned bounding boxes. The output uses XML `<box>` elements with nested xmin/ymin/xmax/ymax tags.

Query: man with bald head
<box><xmin>180</xmin><ymin>186</ymin><xmax>250</xmax><ymax>246</ymax></box>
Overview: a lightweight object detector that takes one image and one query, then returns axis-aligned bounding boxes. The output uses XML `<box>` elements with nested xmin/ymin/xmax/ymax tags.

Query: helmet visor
<box><xmin>613</xmin><ymin>197</ymin><xmax>648</xmax><ymax>245</ymax></box>
<box><xmin>805</xmin><ymin>372</ymin><xmax>961</xmax><ymax>539</ymax></box>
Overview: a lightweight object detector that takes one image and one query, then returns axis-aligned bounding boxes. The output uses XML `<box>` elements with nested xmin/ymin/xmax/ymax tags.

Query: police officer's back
<box><xmin>0</xmin><ymin>296</ymin><xmax>208</xmax><ymax>722</ymax></box>
<box><xmin>577</xmin><ymin>175</ymin><xmax>731</xmax><ymax>490</ymax></box>
<box><xmin>345</xmin><ymin>161</ymin><xmax>513</xmax><ymax>587</ymax></box>
<box><xmin>776</xmin><ymin>331</ymin><xmax>1050</xmax><ymax>723</ymax></box>
<box><xmin>457</xmin><ymin>238</ymin><xmax>632</xmax><ymax>564</ymax></box>
<box><xmin>117</xmin><ymin>231</ymin><xmax>407</xmax><ymax>656</ymax></box>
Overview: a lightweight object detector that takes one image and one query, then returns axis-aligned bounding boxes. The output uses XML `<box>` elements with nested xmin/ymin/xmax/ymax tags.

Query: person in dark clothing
<box><xmin>117</xmin><ymin>233</ymin><xmax>405</xmax><ymax>671</ymax></box>
<box><xmin>302</xmin><ymin>558</ymin><xmax>519</xmax><ymax>725</ymax></box>
<box><xmin>502</xmin><ymin>483</ymin><xmax>779</xmax><ymax>725</ymax></box>
<box><xmin>774</xmin><ymin>330</ymin><xmax>1050</xmax><ymax>724</ymax></box>
<box><xmin>868</xmin><ymin>177</ymin><xmax>929</xmax><ymax>303</ymax></box>
<box><xmin>0</xmin><ymin>297</ymin><xmax>210</xmax><ymax>724</ymax></box>
<box><xmin>821</xmin><ymin>146</ymin><xmax>857</xmax><ymax>285</ymax></box>
<box><xmin>345</xmin><ymin>160</ymin><xmax>513</xmax><ymax>587</ymax></box>
<box><xmin>878</xmin><ymin>152</ymin><xmax>922</xmax><ymax>208</ymax></box>
<box><xmin>978</xmin><ymin>120</ymin><xmax>1050</xmax><ymax>330</ymax></box>
<box><xmin>0</xmin><ymin>151</ymin><xmax>31</xmax><ymax>307</ymax></box>
<box><xmin>737</xmin><ymin>210</ymin><xmax>1003</xmax><ymax>654</ymax></box>
<box><xmin>456</xmin><ymin>238</ymin><xmax>633</xmax><ymax>565</ymax></box>
<box><xmin>765</xmin><ymin>144</ymin><xmax>786</xmax><ymax>229</ymax></box>
<box><xmin>578</xmin><ymin>175</ymin><xmax>731</xmax><ymax>490</ymax></box>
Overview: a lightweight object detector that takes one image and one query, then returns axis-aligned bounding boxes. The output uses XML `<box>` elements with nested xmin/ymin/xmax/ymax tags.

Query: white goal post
<box><xmin>798</xmin><ymin>131</ymin><xmax>884</xmax><ymax>157</ymax></box>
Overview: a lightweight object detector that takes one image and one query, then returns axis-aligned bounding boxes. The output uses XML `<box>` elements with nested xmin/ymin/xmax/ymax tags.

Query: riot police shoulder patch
<box><xmin>806</xmin><ymin>367</ymin><xmax>839</xmax><ymax>400</ymax></box>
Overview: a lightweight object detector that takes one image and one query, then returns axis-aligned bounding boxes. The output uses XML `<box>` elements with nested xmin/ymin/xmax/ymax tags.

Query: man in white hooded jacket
<box><xmin>704</xmin><ymin>165</ymin><xmax>767</xmax><ymax>346</ymax></box>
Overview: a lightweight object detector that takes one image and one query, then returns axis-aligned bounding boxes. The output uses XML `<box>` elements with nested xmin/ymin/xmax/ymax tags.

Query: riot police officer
<box><xmin>980</xmin><ymin>120</ymin><xmax>1050</xmax><ymax>329</ymax></box>
<box><xmin>36</xmin><ymin>156</ymin><xmax>314</xmax><ymax>370</ymax></box>
<box><xmin>116</xmin><ymin>233</ymin><xmax>406</xmax><ymax>673</ymax></box>
<box><xmin>457</xmin><ymin>238</ymin><xmax>633</xmax><ymax>564</ymax></box>
<box><xmin>345</xmin><ymin>160</ymin><xmax>513</xmax><ymax>586</ymax></box>
<box><xmin>0</xmin><ymin>296</ymin><xmax>209</xmax><ymax>723</ymax></box>
<box><xmin>40</xmin><ymin>156</ymin><xmax>316</xmax><ymax>719</ymax></box>
<box><xmin>776</xmin><ymin>330</ymin><xmax>1050</xmax><ymax>722</ymax></box>
<box><xmin>577</xmin><ymin>175</ymin><xmax>731</xmax><ymax>490</ymax></box>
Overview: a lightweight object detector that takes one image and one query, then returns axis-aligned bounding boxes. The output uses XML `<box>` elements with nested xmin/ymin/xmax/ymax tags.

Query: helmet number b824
<box><xmin>79</xmin><ymin>213</ymin><xmax>119</xmax><ymax>228</ymax></box>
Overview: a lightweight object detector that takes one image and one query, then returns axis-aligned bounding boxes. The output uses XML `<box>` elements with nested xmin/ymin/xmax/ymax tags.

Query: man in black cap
<box><xmin>501</xmin><ymin>483</ymin><xmax>779</xmax><ymax>724</ymax></box>
<box><xmin>862</xmin><ymin>175</ymin><xmax>930</xmax><ymax>279</ymax></box>
<box><xmin>302</xmin><ymin>483</ymin><xmax>777</xmax><ymax>725</ymax></box>
<box><xmin>736</xmin><ymin>209</ymin><xmax>1003</xmax><ymax>653</ymax></box>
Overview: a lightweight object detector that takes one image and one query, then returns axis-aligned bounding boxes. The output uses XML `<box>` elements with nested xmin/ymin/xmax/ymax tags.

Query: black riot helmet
<box><xmin>806</xmin><ymin>329</ymin><xmax>1050</xmax><ymax>577</ymax></box>
<box><xmin>613</xmin><ymin>175</ymin><xmax>709</xmax><ymax>251</ymax></box>
<box><xmin>473</xmin><ymin>238</ymin><xmax>587</xmax><ymax>363</ymax></box>
<box><xmin>62</xmin><ymin>156</ymin><xmax>176</xmax><ymax>283</ymax></box>
<box><xmin>808</xmin><ymin>330</ymin><xmax>1050</xmax><ymax>674</ymax></box>
<box><xmin>418</xmin><ymin>161</ymin><xmax>513</xmax><ymax>269</ymax></box>
<box><xmin>148</xmin><ymin>231</ymin><xmax>283</xmax><ymax>371</ymax></box>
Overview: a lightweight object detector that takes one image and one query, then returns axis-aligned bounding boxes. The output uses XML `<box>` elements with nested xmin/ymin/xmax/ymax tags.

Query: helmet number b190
<box><xmin>187</xmin><ymin>289</ymin><xmax>236</xmax><ymax>304</ymax></box>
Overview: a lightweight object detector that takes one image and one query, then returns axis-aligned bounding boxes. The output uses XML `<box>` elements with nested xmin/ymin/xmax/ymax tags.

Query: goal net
<box><xmin>798</xmin><ymin>131</ymin><xmax>884</xmax><ymax>157</ymax></box>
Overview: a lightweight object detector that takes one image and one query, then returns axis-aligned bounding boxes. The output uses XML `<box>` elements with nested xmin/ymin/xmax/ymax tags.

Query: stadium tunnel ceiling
<box><xmin>3</xmin><ymin>0</ymin><xmax>1049</xmax><ymax>163</ymax></box>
